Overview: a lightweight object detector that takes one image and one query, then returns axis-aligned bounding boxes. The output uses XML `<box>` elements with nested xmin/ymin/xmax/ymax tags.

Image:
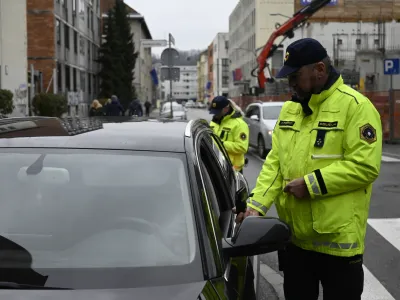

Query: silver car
<box><xmin>244</xmin><ymin>102</ymin><xmax>284</xmax><ymax>158</ymax></box>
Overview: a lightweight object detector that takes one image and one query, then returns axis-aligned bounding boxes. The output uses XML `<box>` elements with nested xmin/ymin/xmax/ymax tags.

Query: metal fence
<box><xmin>231</xmin><ymin>90</ymin><xmax>400</xmax><ymax>143</ymax></box>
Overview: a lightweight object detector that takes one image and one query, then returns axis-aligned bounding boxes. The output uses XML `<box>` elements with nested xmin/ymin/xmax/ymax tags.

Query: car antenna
<box><xmin>26</xmin><ymin>154</ymin><xmax>46</xmax><ymax>175</ymax></box>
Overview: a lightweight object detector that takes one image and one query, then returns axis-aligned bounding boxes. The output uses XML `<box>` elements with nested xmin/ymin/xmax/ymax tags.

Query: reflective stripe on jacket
<box><xmin>247</xmin><ymin>75</ymin><xmax>382</xmax><ymax>257</ymax></box>
<box><xmin>210</xmin><ymin>110</ymin><xmax>249</xmax><ymax>170</ymax></box>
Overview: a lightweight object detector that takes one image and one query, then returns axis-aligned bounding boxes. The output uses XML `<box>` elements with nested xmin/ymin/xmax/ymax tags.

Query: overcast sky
<box><xmin>125</xmin><ymin>0</ymin><xmax>237</xmax><ymax>55</ymax></box>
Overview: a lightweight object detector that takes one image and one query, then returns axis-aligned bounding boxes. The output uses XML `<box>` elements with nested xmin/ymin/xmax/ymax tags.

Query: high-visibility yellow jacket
<box><xmin>210</xmin><ymin>110</ymin><xmax>249</xmax><ymax>171</ymax></box>
<box><xmin>247</xmin><ymin>75</ymin><xmax>382</xmax><ymax>257</ymax></box>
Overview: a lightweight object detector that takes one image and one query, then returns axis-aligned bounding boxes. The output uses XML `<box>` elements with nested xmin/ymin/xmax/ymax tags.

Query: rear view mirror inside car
<box><xmin>17</xmin><ymin>167</ymin><xmax>70</xmax><ymax>185</ymax></box>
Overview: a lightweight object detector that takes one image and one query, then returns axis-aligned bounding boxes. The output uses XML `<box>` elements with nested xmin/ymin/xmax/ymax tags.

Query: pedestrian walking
<box><xmin>144</xmin><ymin>100</ymin><xmax>151</xmax><ymax>117</ymax></box>
<box><xmin>235</xmin><ymin>38</ymin><xmax>382</xmax><ymax>300</ymax></box>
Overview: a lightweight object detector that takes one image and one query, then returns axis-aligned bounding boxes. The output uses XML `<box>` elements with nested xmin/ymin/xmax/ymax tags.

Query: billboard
<box><xmin>300</xmin><ymin>0</ymin><xmax>338</xmax><ymax>6</ymax></box>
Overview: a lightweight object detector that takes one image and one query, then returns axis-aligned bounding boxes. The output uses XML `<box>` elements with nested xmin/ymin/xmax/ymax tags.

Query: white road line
<box><xmin>367</xmin><ymin>218</ymin><xmax>400</xmax><ymax>254</ymax></box>
<box><xmin>381</xmin><ymin>155</ymin><xmax>400</xmax><ymax>162</ymax></box>
<box><xmin>362</xmin><ymin>265</ymin><xmax>395</xmax><ymax>300</ymax></box>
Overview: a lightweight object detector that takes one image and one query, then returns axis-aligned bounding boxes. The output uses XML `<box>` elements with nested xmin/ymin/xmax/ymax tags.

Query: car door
<box><xmin>196</xmin><ymin>130</ymin><xmax>251</xmax><ymax>300</ymax></box>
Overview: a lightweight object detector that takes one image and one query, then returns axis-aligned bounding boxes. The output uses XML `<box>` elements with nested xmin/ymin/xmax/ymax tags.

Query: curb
<box><xmin>259</xmin><ymin>263</ymin><xmax>285</xmax><ymax>300</ymax></box>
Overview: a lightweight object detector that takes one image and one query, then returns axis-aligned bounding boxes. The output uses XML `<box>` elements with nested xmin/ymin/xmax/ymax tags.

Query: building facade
<box><xmin>212</xmin><ymin>33</ymin><xmax>229</xmax><ymax>97</ymax></box>
<box><xmin>197</xmin><ymin>50</ymin><xmax>208</xmax><ymax>103</ymax></box>
<box><xmin>0</xmin><ymin>0</ymin><xmax>28</xmax><ymax>116</ymax></box>
<box><xmin>207</xmin><ymin>43</ymin><xmax>214</xmax><ymax>98</ymax></box>
<box><xmin>162</xmin><ymin>65</ymin><xmax>197</xmax><ymax>102</ymax></box>
<box><xmin>228</xmin><ymin>0</ymin><xmax>294</xmax><ymax>97</ymax></box>
<box><xmin>27</xmin><ymin>0</ymin><xmax>102</xmax><ymax>116</ymax></box>
<box><xmin>128</xmin><ymin>13</ymin><xmax>153</xmax><ymax>102</ymax></box>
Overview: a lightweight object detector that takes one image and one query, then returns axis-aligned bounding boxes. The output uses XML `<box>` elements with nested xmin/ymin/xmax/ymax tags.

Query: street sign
<box><xmin>141</xmin><ymin>39</ymin><xmax>168</xmax><ymax>48</ymax></box>
<box><xmin>300</xmin><ymin>0</ymin><xmax>337</xmax><ymax>6</ymax></box>
<box><xmin>160</xmin><ymin>67</ymin><xmax>180</xmax><ymax>81</ymax></box>
<box><xmin>169</xmin><ymin>33</ymin><xmax>175</xmax><ymax>46</ymax></box>
<box><xmin>160</xmin><ymin>48</ymin><xmax>180</xmax><ymax>66</ymax></box>
<box><xmin>384</xmin><ymin>59</ymin><xmax>400</xmax><ymax>75</ymax></box>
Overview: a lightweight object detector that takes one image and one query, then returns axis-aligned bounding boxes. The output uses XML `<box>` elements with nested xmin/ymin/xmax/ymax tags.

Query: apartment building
<box><xmin>228</xmin><ymin>0</ymin><xmax>294</xmax><ymax>96</ymax></box>
<box><xmin>207</xmin><ymin>43</ymin><xmax>214</xmax><ymax>98</ymax></box>
<box><xmin>0</xmin><ymin>0</ymin><xmax>28</xmax><ymax>116</ymax></box>
<box><xmin>162</xmin><ymin>65</ymin><xmax>197</xmax><ymax>102</ymax></box>
<box><xmin>197</xmin><ymin>50</ymin><xmax>208</xmax><ymax>102</ymax></box>
<box><xmin>28</xmin><ymin>0</ymin><xmax>102</xmax><ymax>115</ymax></box>
<box><xmin>212</xmin><ymin>33</ymin><xmax>229</xmax><ymax>97</ymax></box>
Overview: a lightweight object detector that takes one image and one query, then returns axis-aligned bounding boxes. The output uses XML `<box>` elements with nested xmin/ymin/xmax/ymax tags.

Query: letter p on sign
<box><xmin>384</xmin><ymin>58</ymin><xmax>400</xmax><ymax>75</ymax></box>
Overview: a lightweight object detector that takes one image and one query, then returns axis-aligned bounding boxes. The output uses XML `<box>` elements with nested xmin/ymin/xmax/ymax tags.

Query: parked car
<box><xmin>185</xmin><ymin>100</ymin><xmax>196</xmax><ymax>108</ymax></box>
<box><xmin>160</xmin><ymin>101</ymin><xmax>187</xmax><ymax>120</ymax></box>
<box><xmin>0</xmin><ymin>116</ymin><xmax>291</xmax><ymax>299</ymax></box>
<box><xmin>197</xmin><ymin>102</ymin><xmax>206</xmax><ymax>109</ymax></box>
<box><xmin>244</xmin><ymin>102</ymin><xmax>284</xmax><ymax>158</ymax></box>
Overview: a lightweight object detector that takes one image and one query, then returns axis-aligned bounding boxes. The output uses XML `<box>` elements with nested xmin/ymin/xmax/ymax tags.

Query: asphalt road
<box><xmin>187</xmin><ymin>108</ymin><xmax>400</xmax><ymax>300</ymax></box>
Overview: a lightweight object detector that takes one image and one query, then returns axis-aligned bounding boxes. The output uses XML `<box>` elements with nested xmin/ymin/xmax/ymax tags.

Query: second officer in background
<box><xmin>209</xmin><ymin>96</ymin><xmax>249</xmax><ymax>173</ymax></box>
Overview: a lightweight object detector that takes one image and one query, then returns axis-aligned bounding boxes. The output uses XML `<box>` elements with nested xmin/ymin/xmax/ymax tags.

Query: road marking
<box><xmin>367</xmin><ymin>218</ymin><xmax>400</xmax><ymax>252</ymax></box>
<box><xmin>382</xmin><ymin>155</ymin><xmax>400</xmax><ymax>162</ymax></box>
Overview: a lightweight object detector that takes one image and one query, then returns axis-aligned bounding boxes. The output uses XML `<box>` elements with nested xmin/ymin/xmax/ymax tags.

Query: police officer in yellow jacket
<box><xmin>209</xmin><ymin>96</ymin><xmax>249</xmax><ymax>173</ymax></box>
<box><xmin>235</xmin><ymin>38</ymin><xmax>382</xmax><ymax>300</ymax></box>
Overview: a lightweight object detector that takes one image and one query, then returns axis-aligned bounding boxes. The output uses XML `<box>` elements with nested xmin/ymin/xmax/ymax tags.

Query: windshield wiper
<box><xmin>0</xmin><ymin>281</ymin><xmax>72</xmax><ymax>290</ymax></box>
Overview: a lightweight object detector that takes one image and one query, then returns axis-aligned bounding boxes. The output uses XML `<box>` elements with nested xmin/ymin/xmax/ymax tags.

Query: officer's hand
<box><xmin>284</xmin><ymin>177</ymin><xmax>310</xmax><ymax>199</ymax></box>
<box><xmin>232</xmin><ymin>207</ymin><xmax>260</xmax><ymax>224</ymax></box>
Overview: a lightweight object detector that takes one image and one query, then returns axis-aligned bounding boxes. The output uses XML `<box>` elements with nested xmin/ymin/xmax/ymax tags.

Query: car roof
<box><xmin>0</xmin><ymin>117</ymin><xmax>199</xmax><ymax>152</ymax></box>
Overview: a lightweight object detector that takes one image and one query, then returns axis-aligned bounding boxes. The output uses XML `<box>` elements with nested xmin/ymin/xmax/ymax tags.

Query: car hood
<box><xmin>0</xmin><ymin>281</ymin><xmax>207</xmax><ymax>300</ymax></box>
<box><xmin>262</xmin><ymin>119</ymin><xmax>278</xmax><ymax>129</ymax></box>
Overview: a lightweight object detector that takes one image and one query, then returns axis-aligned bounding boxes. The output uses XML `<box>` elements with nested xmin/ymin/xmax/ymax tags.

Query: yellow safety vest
<box><xmin>247</xmin><ymin>75</ymin><xmax>382</xmax><ymax>257</ymax></box>
<box><xmin>210</xmin><ymin>110</ymin><xmax>249</xmax><ymax>171</ymax></box>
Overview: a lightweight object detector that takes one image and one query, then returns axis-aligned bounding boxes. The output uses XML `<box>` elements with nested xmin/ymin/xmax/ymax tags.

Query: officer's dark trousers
<box><xmin>281</xmin><ymin>244</ymin><xmax>364</xmax><ymax>300</ymax></box>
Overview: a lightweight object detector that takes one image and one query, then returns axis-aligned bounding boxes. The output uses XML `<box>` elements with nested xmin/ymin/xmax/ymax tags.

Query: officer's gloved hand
<box><xmin>232</xmin><ymin>207</ymin><xmax>260</xmax><ymax>224</ymax></box>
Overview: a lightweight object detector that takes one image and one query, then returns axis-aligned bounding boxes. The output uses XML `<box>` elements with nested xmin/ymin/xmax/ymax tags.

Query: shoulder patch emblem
<box><xmin>240</xmin><ymin>132</ymin><xmax>247</xmax><ymax>141</ymax></box>
<box><xmin>360</xmin><ymin>124</ymin><xmax>377</xmax><ymax>144</ymax></box>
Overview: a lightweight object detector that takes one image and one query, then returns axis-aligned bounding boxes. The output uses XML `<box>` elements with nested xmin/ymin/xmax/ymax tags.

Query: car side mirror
<box><xmin>250</xmin><ymin>115</ymin><xmax>259</xmax><ymax>121</ymax></box>
<box><xmin>222</xmin><ymin>217</ymin><xmax>291</xmax><ymax>257</ymax></box>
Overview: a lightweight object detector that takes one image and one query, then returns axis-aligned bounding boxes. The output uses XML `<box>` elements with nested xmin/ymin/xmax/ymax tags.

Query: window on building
<box><xmin>225</xmin><ymin>40</ymin><xmax>229</xmax><ymax>50</ymax></box>
<box><xmin>74</xmin><ymin>31</ymin><xmax>78</xmax><ymax>53</ymax></box>
<box><xmin>222</xmin><ymin>58</ymin><xmax>229</xmax><ymax>66</ymax></box>
<box><xmin>56</xmin><ymin>20</ymin><xmax>61</xmax><ymax>45</ymax></box>
<box><xmin>88</xmin><ymin>73</ymin><xmax>91</xmax><ymax>94</ymax></box>
<box><xmin>64</xmin><ymin>25</ymin><xmax>70</xmax><ymax>49</ymax></box>
<box><xmin>337</xmin><ymin>39</ymin><xmax>343</xmax><ymax>45</ymax></box>
<box><xmin>209</xmin><ymin>64</ymin><xmax>213</xmax><ymax>72</ymax></box>
<box><xmin>87</xmin><ymin>7</ymin><xmax>90</xmax><ymax>28</ymax></box>
<box><xmin>65</xmin><ymin>65</ymin><xmax>71</xmax><ymax>91</ymax></box>
<box><xmin>356</xmin><ymin>39</ymin><xmax>361</xmax><ymax>45</ymax></box>
<box><xmin>57</xmin><ymin>63</ymin><xmax>62</xmax><ymax>92</ymax></box>
<box><xmin>80</xmin><ymin>71</ymin><xmax>86</xmax><ymax>91</ymax></box>
<box><xmin>222</xmin><ymin>76</ymin><xmax>229</xmax><ymax>87</ymax></box>
<box><xmin>93</xmin><ymin>74</ymin><xmax>97</xmax><ymax>95</ymax></box>
<box><xmin>79</xmin><ymin>36</ymin><xmax>85</xmax><ymax>55</ymax></box>
<box><xmin>87</xmin><ymin>42</ymin><xmax>91</xmax><ymax>64</ymax></box>
<box><xmin>73</xmin><ymin>68</ymin><xmax>77</xmax><ymax>91</ymax></box>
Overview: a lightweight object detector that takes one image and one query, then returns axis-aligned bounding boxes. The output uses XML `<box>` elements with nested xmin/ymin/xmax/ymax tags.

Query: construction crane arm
<box><xmin>251</xmin><ymin>0</ymin><xmax>332</xmax><ymax>91</ymax></box>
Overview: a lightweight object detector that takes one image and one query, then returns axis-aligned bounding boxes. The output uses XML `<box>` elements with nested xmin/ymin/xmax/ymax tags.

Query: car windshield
<box><xmin>0</xmin><ymin>149</ymin><xmax>201</xmax><ymax>288</ymax></box>
<box><xmin>262</xmin><ymin>105</ymin><xmax>282</xmax><ymax>120</ymax></box>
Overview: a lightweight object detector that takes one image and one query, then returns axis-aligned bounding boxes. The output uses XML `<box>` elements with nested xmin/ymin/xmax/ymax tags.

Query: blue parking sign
<box><xmin>384</xmin><ymin>59</ymin><xmax>400</xmax><ymax>75</ymax></box>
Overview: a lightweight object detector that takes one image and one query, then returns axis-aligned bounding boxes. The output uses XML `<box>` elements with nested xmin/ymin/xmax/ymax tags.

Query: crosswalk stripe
<box><xmin>362</xmin><ymin>265</ymin><xmax>395</xmax><ymax>300</ymax></box>
<box><xmin>367</xmin><ymin>218</ymin><xmax>400</xmax><ymax>254</ymax></box>
<box><xmin>381</xmin><ymin>155</ymin><xmax>400</xmax><ymax>162</ymax></box>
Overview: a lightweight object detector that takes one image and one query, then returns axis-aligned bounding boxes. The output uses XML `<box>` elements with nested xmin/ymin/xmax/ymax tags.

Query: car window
<box><xmin>252</xmin><ymin>106</ymin><xmax>260</xmax><ymax>117</ymax></box>
<box><xmin>263</xmin><ymin>105</ymin><xmax>282</xmax><ymax>120</ymax></box>
<box><xmin>199</xmin><ymin>134</ymin><xmax>235</xmax><ymax>239</ymax></box>
<box><xmin>245</xmin><ymin>106</ymin><xmax>255</xmax><ymax>117</ymax></box>
<box><xmin>0</xmin><ymin>149</ymin><xmax>197</xmax><ymax>271</ymax></box>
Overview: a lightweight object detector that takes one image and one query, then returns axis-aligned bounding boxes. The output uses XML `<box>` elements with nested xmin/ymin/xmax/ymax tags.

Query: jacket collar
<box><xmin>308</xmin><ymin>70</ymin><xmax>342</xmax><ymax>111</ymax></box>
